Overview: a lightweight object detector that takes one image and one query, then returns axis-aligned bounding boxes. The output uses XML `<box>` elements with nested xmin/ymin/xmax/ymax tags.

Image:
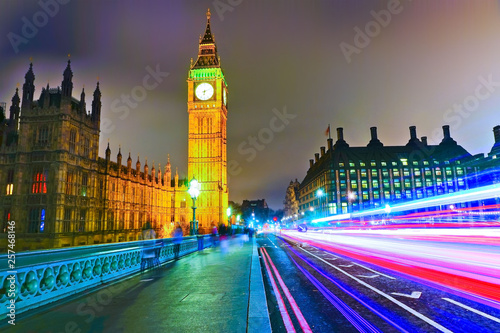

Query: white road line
<box><xmin>443</xmin><ymin>298</ymin><xmax>500</xmax><ymax>324</ymax></box>
<box><xmin>357</xmin><ymin>274</ymin><xmax>380</xmax><ymax>279</ymax></box>
<box><xmin>268</xmin><ymin>238</ymin><xmax>279</xmax><ymax>248</ymax></box>
<box><xmin>392</xmin><ymin>291</ymin><xmax>422</xmax><ymax>299</ymax></box>
<box><xmin>352</xmin><ymin>262</ymin><xmax>396</xmax><ymax>280</ymax></box>
<box><xmin>339</xmin><ymin>264</ymin><xmax>354</xmax><ymax>268</ymax></box>
<box><xmin>299</xmin><ymin>247</ymin><xmax>453</xmax><ymax>333</ymax></box>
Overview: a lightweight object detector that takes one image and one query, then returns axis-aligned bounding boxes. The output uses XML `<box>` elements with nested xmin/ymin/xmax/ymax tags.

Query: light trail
<box><xmin>282</xmin><ymin>229</ymin><xmax>500</xmax><ymax>307</ymax></box>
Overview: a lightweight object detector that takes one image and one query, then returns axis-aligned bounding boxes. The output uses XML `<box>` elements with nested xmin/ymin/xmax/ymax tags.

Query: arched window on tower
<box><xmin>69</xmin><ymin>129</ymin><xmax>77</xmax><ymax>154</ymax></box>
<box><xmin>32</xmin><ymin>168</ymin><xmax>47</xmax><ymax>194</ymax></box>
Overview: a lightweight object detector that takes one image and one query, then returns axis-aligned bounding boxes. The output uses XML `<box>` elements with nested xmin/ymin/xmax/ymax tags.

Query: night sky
<box><xmin>2</xmin><ymin>1</ymin><xmax>500</xmax><ymax>209</ymax></box>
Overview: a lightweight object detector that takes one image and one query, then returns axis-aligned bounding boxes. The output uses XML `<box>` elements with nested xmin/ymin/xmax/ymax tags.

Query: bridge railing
<box><xmin>0</xmin><ymin>235</ymin><xmax>212</xmax><ymax>318</ymax></box>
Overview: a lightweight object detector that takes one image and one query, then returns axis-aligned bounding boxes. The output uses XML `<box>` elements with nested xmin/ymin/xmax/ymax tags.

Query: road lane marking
<box><xmin>299</xmin><ymin>247</ymin><xmax>453</xmax><ymax>333</ymax></box>
<box><xmin>260</xmin><ymin>247</ymin><xmax>296</xmax><ymax>332</ymax></box>
<box><xmin>339</xmin><ymin>264</ymin><xmax>354</xmax><ymax>267</ymax></box>
<box><xmin>262</xmin><ymin>247</ymin><xmax>313</xmax><ymax>333</ymax></box>
<box><xmin>352</xmin><ymin>262</ymin><xmax>396</xmax><ymax>280</ymax></box>
<box><xmin>357</xmin><ymin>274</ymin><xmax>380</xmax><ymax>279</ymax></box>
<box><xmin>391</xmin><ymin>291</ymin><xmax>422</xmax><ymax>299</ymax></box>
<box><xmin>443</xmin><ymin>298</ymin><xmax>500</xmax><ymax>324</ymax></box>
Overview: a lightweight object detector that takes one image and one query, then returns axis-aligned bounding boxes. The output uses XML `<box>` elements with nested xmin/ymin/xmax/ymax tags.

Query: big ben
<box><xmin>187</xmin><ymin>9</ymin><xmax>228</xmax><ymax>231</ymax></box>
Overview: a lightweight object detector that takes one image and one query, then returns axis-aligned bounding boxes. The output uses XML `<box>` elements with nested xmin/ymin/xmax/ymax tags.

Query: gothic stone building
<box><xmin>0</xmin><ymin>61</ymin><xmax>191</xmax><ymax>251</ymax></box>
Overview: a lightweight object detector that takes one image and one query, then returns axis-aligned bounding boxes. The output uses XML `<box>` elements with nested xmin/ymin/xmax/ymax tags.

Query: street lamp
<box><xmin>188</xmin><ymin>177</ymin><xmax>200</xmax><ymax>235</ymax></box>
<box><xmin>227</xmin><ymin>207</ymin><xmax>232</xmax><ymax>227</ymax></box>
<box><xmin>316</xmin><ymin>189</ymin><xmax>324</xmax><ymax>217</ymax></box>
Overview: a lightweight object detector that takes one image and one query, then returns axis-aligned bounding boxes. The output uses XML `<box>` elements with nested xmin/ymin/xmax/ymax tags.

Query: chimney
<box><xmin>370</xmin><ymin>127</ymin><xmax>378</xmax><ymax>140</ymax></box>
<box><xmin>327</xmin><ymin>138</ymin><xmax>333</xmax><ymax>150</ymax></box>
<box><xmin>309</xmin><ymin>159</ymin><xmax>314</xmax><ymax>168</ymax></box>
<box><xmin>494</xmin><ymin>126</ymin><xmax>500</xmax><ymax>144</ymax></box>
<box><xmin>314</xmin><ymin>153</ymin><xmax>320</xmax><ymax>162</ymax></box>
<box><xmin>442</xmin><ymin>125</ymin><xmax>451</xmax><ymax>139</ymax></box>
<box><xmin>320</xmin><ymin>146</ymin><xmax>326</xmax><ymax>156</ymax></box>
<box><xmin>409</xmin><ymin>126</ymin><xmax>417</xmax><ymax>140</ymax></box>
<box><xmin>421</xmin><ymin>136</ymin><xmax>428</xmax><ymax>145</ymax></box>
<box><xmin>337</xmin><ymin>127</ymin><xmax>344</xmax><ymax>141</ymax></box>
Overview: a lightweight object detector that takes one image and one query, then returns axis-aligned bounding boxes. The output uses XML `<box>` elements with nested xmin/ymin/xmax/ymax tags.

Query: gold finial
<box><xmin>16</xmin><ymin>82</ymin><xmax>20</xmax><ymax>88</ymax></box>
<box><xmin>206</xmin><ymin>8</ymin><xmax>211</xmax><ymax>20</ymax></box>
<box><xmin>190</xmin><ymin>58</ymin><xmax>193</xmax><ymax>66</ymax></box>
<box><xmin>29</xmin><ymin>56</ymin><xmax>33</xmax><ymax>63</ymax></box>
<box><xmin>96</xmin><ymin>76</ymin><xmax>99</xmax><ymax>82</ymax></box>
<box><xmin>68</xmin><ymin>53</ymin><xmax>71</xmax><ymax>59</ymax></box>
<box><xmin>167</xmin><ymin>154</ymin><xmax>170</xmax><ymax>163</ymax></box>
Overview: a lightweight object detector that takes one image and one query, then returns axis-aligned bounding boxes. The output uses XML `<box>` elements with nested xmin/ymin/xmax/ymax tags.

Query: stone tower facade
<box><xmin>187</xmin><ymin>9</ymin><xmax>229</xmax><ymax>231</ymax></box>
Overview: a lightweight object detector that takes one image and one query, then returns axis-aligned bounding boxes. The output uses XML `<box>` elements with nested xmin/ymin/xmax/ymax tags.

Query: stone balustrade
<box><xmin>0</xmin><ymin>235</ymin><xmax>211</xmax><ymax>318</ymax></box>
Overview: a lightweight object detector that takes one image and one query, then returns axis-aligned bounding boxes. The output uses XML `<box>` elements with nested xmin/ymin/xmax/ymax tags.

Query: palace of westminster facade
<box><xmin>0</xmin><ymin>10</ymin><xmax>228</xmax><ymax>250</ymax></box>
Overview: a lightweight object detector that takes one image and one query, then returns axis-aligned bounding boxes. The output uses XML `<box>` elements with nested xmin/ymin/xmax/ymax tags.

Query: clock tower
<box><xmin>187</xmin><ymin>9</ymin><xmax>228</xmax><ymax>231</ymax></box>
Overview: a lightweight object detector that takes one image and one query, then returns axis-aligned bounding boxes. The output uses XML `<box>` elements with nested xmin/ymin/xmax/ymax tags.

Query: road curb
<box><xmin>247</xmin><ymin>240</ymin><xmax>272</xmax><ymax>333</ymax></box>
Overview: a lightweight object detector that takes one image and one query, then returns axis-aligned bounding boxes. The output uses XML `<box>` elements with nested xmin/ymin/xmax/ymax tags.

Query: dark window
<box><xmin>66</xmin><ymin>171</ymin><xmax>74</xmax><ymax>195</ymax></box>
<box><xmin>63</xmin><ymin>208</ymin><xmax>71</xmax><ymax>232</ymax></box>
<box><xmin>79</xmin><ymin>209</ymin><xmax>86</xmax><ymax>232</ymax></box>
<box><xmin>69</xmin><ymin>129</ymin><xmax>76</xmax><ymax>154</ymax></box>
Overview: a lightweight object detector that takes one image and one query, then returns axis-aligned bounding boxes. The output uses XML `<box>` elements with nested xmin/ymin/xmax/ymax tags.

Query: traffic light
<box><xmin>273</xmin><ymin>216</ymin><xmax>278</xmax><ymax>222</ymax></box>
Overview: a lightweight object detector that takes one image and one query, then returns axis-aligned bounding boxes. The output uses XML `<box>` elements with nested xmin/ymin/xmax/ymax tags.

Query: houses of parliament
<box><xmin>0</xmin><ymin>10</ymin><xmax>229</xmax><ymax>251</ymax></box>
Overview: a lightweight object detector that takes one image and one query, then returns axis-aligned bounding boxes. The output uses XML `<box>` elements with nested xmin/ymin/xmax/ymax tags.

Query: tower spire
<box><xmin>192</xmin><ymin>9</ymin><xmax>219</xmax><ymax>69</ymax></box>
<box><xmin>61</xmin><ymin>58</ymin><xmax>73</xmax><ymax>98</ymax></box>
<box><xmin>22</xmin><ymin>62</ymin><xmax>35</xmax><ymax>107</ymax></box>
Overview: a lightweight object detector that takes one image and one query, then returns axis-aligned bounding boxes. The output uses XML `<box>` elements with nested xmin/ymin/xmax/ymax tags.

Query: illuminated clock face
<box><xmin>223</xmin><ymin>89</ymin><xmax>227</xmax><ymax>105</ymax></box>
<box><xmin>195</xmin><ymin>82</ymin><xmax>214</xmax><ymax>100</ymax></box>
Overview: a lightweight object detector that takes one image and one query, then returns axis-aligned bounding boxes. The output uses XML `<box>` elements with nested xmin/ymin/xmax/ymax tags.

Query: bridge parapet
<box><xmin>0</xmin><ymin>235</ymin><xmax>211</xmax><ymax>318</ymax></box>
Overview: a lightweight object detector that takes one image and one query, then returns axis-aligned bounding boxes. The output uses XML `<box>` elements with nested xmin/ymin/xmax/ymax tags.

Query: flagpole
<box><xmin>328</xmin><ymin>124</ymin><xmax>331</xmax><ymax>139</ymax></box>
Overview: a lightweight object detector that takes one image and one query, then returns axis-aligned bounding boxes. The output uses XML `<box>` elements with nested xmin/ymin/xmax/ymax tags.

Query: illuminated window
<box><xmin>383</xmin><ymin>179</ymin><xmax>390</xmax><ymax>188</ymax></box>
<box><xmin>458</xmin><ymin>178</ymin><xmax>465</xmax><ymax>187</ymax></box>
<box><xmin>370</xmin><ymin>161</ymin><xmax>376</xmax><ymax>167</ymax></box>
<box><xmin>361</xmin><ymin>180</ymin><xmax>368</xmax><ymax>189</ymax></box>
<box><xmin>32</xmin><ymin>169</ymin><xmax>47</xmax><ymax>194</ymax></box>
<box><xmin>404</xmin><ymin>180</ymin><xmax>411</xmax><ymax>188</ymax></box>
<box><xmin>415</xmin><ymin>180</ymin><xmax>422</xmax><ymax>187</ymax></box>
<box><xmin>400</xmin><ymin>159</ymin><xmax>408</xmax><ymax>166</ymax></box>
<box><xmin>66</xmin><ymin>171</ymin><xmax>74</xmax><ymax>195</ymax></box>
<box><xmin>414</xmin><ymin>169</ymin><xmax>421</xmax><ymax>176</ymax></box>
<box><xmin>413</xmin><ymin>161</ymin><xmax>418</xmax><ymax>166</ymax></box>
<box><xmin>394</xmin><ymin>179</ymin><xmax>401</xmax><ymax>188</ymax></box>
<box><xmin>361</xmin><ymin>169</ymin><xmax>367</xmax><ymax>177</ymax></box>
<box><xmin>384</xmin><ymin>191</ymin><xmax>390</xmax><ymax>199</ymax></box>
<box><xmin>373</xmin><ymin>191</ymin><xmax>379</xmax><ymax>199</ymax></box>
<box><xmin>339</xmin><ymin>171</ymin><xmax>346</xmax><ymax>178</ymax></box>
<box><xmin>423</xmin><ymin>161</ymin><xmax>429</xmax><ymax>165</ymax></box>
<box><xmin>395</xmin><ymin>191</ymin><xmax>401</xmax><ymax>199</ymax></box>
<box><xmin>350</xmin><ymin>180</ymin><xmax>357</xmax><ymax>189</ymax></box>
<box><xmin>63</xmin><ymin>208</ymin><xmax>71</xmax><ymax>232</ymax></box>
<box><xmin>350</xmin><ymin>169</ymin><xmax>356</xmax><ymax>175</ymax></box>
<box><xmin>392</xmin><ymin>162</ymin><xmax>397</xmax><ymax>166</ymax></box>
<box><xmin>393</xmin><ymin>169</ymin><xmax>400</xmax><ymax>177</ymax></box>
<box><xmin>456</xmin><ymin>168</ymin><xmax>463</xmax><ymax>175</ymax></box>
<box><xmin>426</xmin><ymin>180</ymin><xmax>433</xmax><ymax>187</ymax></box>
<box><xmin>381</xmin><ymin>161</ymin><xmax>387</xmax><ymax>166</ymax></box>
<box><xmin>371</xmin><ymin>169</ymin><xmax>377</xmax><ymax>177</ymax></box>
<box><xmin>403</xmin><ymin>169</ymin><xmax>410</xmax><ymax>177</ymax></box>
<box><xmin>424</xmin><ymin>168</ymin><xmax>431</xmax><ymax>176</ymax></box>
<box><xmin>69</xmin><ymin>129</ymin><xmax>76</xmax><ymax>154</ymax></box>
<box><xmin>29</xmin><ymin>208</ymin><xmax>45</xmax><ymax>233</ymax></box>
<box><xmin>340</xmin><ymin>180</ymin><xmax>346</xmax><ymax>189</ymax></box>
<box><xmin>2</xmin><ymin>210</ymin><xmax>11</xmax><ymax>233</ymax></box>
<box><xmin>435</xmin><ymin>168</ymin><xmax>442</xmax><ymax>176</ymax></box>
<box><xmin>372</xmin><ymin>180</ymin><xmax>379</xmax><ymax>188</ymax></box>
<box><xmin>382</xmin><ymin>169</ymin><xmax>389</xmax><ymax>177</ymax></box>
<box><xmin>445</xmin><ymin>168</ymin><xmax>452</xmax><ymax>176</ymax></box>
<box><xmin>349</xmin><ymin>162</ymin><xmax>355</xmax><ymax>167</ymax></box>
<box><xmin>6</xmin><ymin>169</ymin><xmax>14</xmax><ymax>195</ymax></box>
<box><xmin>339</xmin><ymin>162</ymin><xmax>344</xmax><ymax>167</ymax></box>
<box><xmin>362</xmin><ymin>191</ymin><xmax>369</xmax><ymax>200</ymax></box>
<box><xmin>405</xmin><ymin>190</ymin><xmax>412</xmax><ymax>199</ymax></box>
<box><xmin>416</xmin><ymin>190</ymin><xmax>423</xmax><ymax>198</ymax></box>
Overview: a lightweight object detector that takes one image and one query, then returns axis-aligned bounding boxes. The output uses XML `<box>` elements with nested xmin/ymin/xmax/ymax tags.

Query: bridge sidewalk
<box><xmin>6</xmin><ymin>237</ymin><xmax>271</xmax><ymax>333</ymax></box>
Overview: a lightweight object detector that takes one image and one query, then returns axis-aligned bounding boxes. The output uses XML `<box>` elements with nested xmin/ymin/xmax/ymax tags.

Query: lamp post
<box><xmin>188</xmin><ymin>177</ymin><xmax>200</xmax><ymax>235</ymax></box>
<box><xmin>316</xmin><ymin>189</ymin><xmax>324</xmax><ymax>218</ymax></box>
<box><xmin>227</xmin><ymin>207</ymin><xmax>232</xmax><ymax>226</ymax></box>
